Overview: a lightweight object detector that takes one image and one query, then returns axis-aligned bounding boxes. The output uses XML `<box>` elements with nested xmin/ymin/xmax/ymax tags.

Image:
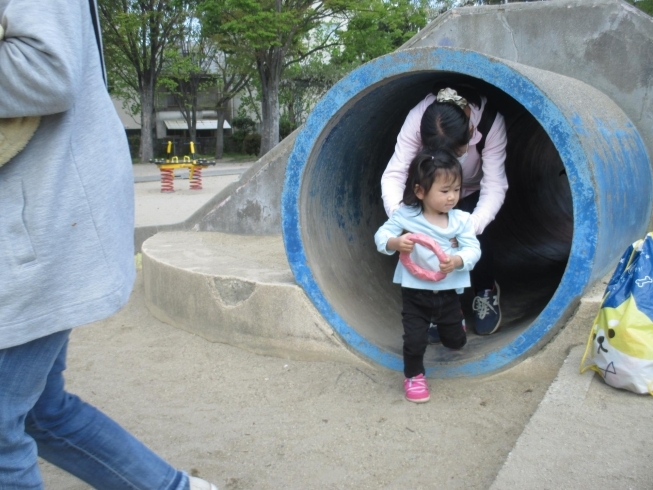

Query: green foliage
<box><xmin>279</xmin><ymin>48</ymin><xmax>350</xmax><ymax>128</ymax></box>
<box><xmin>229</xmin><ymin>131</ymin><xmax>247</xmax><ymax>151</ymax></box>
<box><xmin>160</xmin><ymin>49</ymin><xmax>207</xmax><ymax>92</ymax></box>
<box><xmin>99</xmin><ymin>0</ymin><xmax>189</xmax><ymax>160</ymax></box>
<box><xmin>200</xmin><ymin>0</ymin><xmax>343</xmax><ymax>55</ymax></box>
<box><xmin>336</xmin><ymin>0</ymin><xmax>429</xmax><ymax>64</ymax></box>
<box><xmin>236</xmin><ymin>82</ymin><xmax>262</xmax><ymax>123</ymax></box>
<box><xmin>242</xmin><ymin>133</ymin><xmax>262</xmax><ymax>155</ymax></box>
<box><xmin>199</xmin><ymin>0</ymin><xmax>362</xmax><ymax>154</ymax></box>
<box><xmin>230</xmin><ymin>115</ymin><xmax>255</xmax><ymax>152</ymax></box>
<box><xmin>626</xmin><ymin>0</ymin><xmax>653</xmax><ymax>16</ymax></box>
<box><xmin>127</xmin><ymin>134</ymin><xmax>141</xmax><ymax>158</ymax></box>
<box><xmin>279</xmin><ymin>116</ymin><xmax>297</xmax><ymax>139</ymax></box>
<box><xmin>231</xmin><ymin>116</ymin><xmax>256</xmax><ymax>133</ymax></box>
<box><xmin>101</xmin><ymin>0</ymin><xmax>466</xmax><ymax>158</ymax></box>
<box><xmin>158</xmin><ymin>14</ymin><xmax>218</xmax><ymax>137</ymax></box>
<box><xmin>100</xmin><ymin>0</ymin><xmax>188</xmax><ymax>91</ymax></box>
<box><xmin>209</xmin><ymin>49</ymin><xmax>254</xmax><ymax>115</ymax></box>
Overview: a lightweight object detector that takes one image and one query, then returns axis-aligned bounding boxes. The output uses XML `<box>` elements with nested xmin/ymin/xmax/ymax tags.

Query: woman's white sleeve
<box><xmin>381</xmin><ymin>97</ymin><xmax>432</xmax><ymax>217</ymax></box>
<box><xmin>455</xmin><ymin>214</ymin><xmax>482</xmax><ymax>270</ymax></box>
<box><xmin>471</xmin><ymin>112</ymin><xmax>509</xmax><ymax>235</ymax></box>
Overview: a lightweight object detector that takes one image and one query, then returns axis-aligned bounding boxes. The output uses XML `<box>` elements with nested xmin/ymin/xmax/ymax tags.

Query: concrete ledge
<box><xmin>490</xmin><ymin>339</ymin><xmax>653</xmax><ymax>489</ymax></box>
<box><xmin>142</xmin><ymin>230</ymin><xmax>611</xmax><ymax>373</ymax></box>
<box><xmin>142</xmin><ymin>231</ymin><xmax>366</xmax><ymax>365</ymax></box>
<box><xmin>490</xmin><ymin>345</ymin><xmax>596</xmax><ymax>489</ymax></box>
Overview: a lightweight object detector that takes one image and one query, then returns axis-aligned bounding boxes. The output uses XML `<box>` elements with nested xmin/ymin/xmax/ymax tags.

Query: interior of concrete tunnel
<box><xmin>300</xmin><ymin>72</ymin><xmax>573</xmax><ymax>366</ymax></box>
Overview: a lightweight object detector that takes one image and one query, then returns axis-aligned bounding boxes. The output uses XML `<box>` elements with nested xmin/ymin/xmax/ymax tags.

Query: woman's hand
<box><xmin>449</xmin><ymin>237</ymin><xmax>459</xmax><ymax>248</ymax></box>
<box><xmin>387</xmin><ymin>233</ymin><xmax>415</xmax><ymax>253</ymax></box>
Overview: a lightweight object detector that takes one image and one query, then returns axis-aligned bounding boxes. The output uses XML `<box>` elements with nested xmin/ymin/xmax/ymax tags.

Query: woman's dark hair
<box><xmin>420</xmin><ymin>101</ymin><xmax>470</xmax><ymax>152</ymax></box>
<box><xmin>420</xmin><ymin>82</ymin><xmax>482</xmax><ymax>152</ymax></box>
<box><xmin>403</xmin><ymin>149</ymin><xmax>463</xmax><ymax>211</ymax></box>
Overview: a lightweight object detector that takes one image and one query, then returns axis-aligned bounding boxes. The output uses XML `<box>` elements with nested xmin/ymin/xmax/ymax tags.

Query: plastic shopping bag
<box><xmin>580</xmin><ymin>232</ymin><xmax>653</xmax><ymax>395</ymax></box>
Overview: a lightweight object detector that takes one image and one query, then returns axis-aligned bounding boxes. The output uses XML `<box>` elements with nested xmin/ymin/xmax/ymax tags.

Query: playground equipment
<box><xmin>282</xmin><ymin>46</ymin><xmax>652</xmax><ymax>377</ymax></box>
<box><xmin>151</xmin><ymin>141</ymin><xmax>215</xmax><ymax>192</ymax></box>
<box><xmin>141</xmin><ymin>0</ymin><xmax>653</xmax><ymax>377</ymax></box>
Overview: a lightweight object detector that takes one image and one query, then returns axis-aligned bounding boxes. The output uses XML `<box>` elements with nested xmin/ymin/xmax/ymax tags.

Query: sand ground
<box><xmin>132</xmin><ymin>163</ymin><xmax>251</xmax><ymax>227</ymax></box>
<box><xmin>39</xmin><ymin>270</ymin><xmax>589</xmax><ymax>490</ymax></box>
<box><xmin>37</xmin><ymin>164</ymin><xmax>653</xmax><ymax>489</ymax></box>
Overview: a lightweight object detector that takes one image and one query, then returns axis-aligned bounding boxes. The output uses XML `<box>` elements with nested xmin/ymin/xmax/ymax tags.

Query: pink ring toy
<box><xmin>399</xmin><ymin>233</ymin><xmax>448</xmax><ymax>282</ymax></box>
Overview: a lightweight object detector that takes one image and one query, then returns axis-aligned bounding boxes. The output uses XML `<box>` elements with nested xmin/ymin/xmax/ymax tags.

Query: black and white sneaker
<box><xmin>472</xmin><ymin>282</ymin><xmax>502</xmax><ymax>335</ymax></box>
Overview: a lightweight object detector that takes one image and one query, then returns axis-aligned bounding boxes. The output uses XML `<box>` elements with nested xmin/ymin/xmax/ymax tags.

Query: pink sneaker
<box><xmin>403</xmin><ymin>374</ymin><xmax>430</xmax><ymax>403</ymax></box>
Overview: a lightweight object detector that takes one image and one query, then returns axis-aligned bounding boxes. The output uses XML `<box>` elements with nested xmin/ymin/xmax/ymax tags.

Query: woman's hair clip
<box><xmin>436</xmin><ymin>87</ymin><xmax>468</xmax><ymax>109</ymax></box>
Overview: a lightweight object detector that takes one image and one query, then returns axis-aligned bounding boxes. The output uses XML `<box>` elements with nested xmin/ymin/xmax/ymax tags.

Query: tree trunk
<box><xmin>189</xmin><ymin>125</ymin><xmax>197</xmax><ymax>150</ymax></box>
<box><xmin>139</xmin><ymin>81</ymin><xmax>155</xmax><ymax>163</ymax></box>
<box><xmin>259</xmin><ymin>74</ymin><xmax>280</xmax><ymax>156</ymax></box>
<box><xmin>189</xmin><ymin>92</ymin><xmax>198</xmax><ymax>150</ymax></box>
<box><xmin>258</xmin><ymin>50</ymin><xmax>283</xmax><ymax>156</ymax></box>
<box><xmin>288</xmin><ymin>96</ymin><xmax>296</xmax><ymax>128</ymax></box>
<box><xmin>215</xmin><ymin>107</ymin><xmax>226</xmax><ymax>159</ymax></box>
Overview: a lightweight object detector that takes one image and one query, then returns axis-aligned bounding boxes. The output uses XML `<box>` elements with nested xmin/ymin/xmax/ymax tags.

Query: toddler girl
<box><xmin>374</xmin><ymin>149</ymin><xmax>481</xmax><ymax>403</ymax></box>
<box><xmin>382</xmin><ymin>85</ymin><xmax>508</xmax><ymax>336</ymax></box>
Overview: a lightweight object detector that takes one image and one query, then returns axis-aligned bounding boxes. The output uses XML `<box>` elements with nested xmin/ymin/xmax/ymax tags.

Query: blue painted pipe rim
<box><xmin>281</xmin><ymin>47</ymin><xmax>597</xmax><ymax>377</ymax></box>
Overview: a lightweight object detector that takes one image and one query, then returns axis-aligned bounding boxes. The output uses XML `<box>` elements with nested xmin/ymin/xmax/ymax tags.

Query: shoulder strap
<box><xmin>475</xmin><ymin>101</ymin><xmax>497</xmax><ymax>155</ymax></box>
<box><xmin>88</xmin><ymin>0</ymin><xmax>107</xmax><ymax>87</ymax></box>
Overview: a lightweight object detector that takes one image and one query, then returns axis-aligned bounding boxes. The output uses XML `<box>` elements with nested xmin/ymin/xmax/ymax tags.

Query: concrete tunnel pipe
<box><xmin>281</xmin><ymin>47</ymin><xmax>652</xmax><ymax>377</ymax></box>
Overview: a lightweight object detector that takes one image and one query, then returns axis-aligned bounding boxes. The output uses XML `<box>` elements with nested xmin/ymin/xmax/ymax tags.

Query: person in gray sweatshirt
<box><xmin>0</xmin><ymin>1</ymin><xmax>217</xmax><ymax>489</ymax></box>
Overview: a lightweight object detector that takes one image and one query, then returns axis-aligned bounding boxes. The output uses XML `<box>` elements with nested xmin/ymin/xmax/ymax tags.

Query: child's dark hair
<box><xmin>403</xmin><ymin>149</ymin><xmax>463</xmax><ymax>211</ymax></box>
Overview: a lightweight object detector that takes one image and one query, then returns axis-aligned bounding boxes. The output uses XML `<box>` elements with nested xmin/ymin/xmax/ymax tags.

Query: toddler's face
<box><xmin>417</xmin><ymin>174</ymin><xmax>461</xmax><ymax>215</ymax></box>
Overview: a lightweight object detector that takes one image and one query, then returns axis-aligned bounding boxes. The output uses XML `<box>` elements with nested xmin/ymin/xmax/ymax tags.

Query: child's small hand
<box><xmin>439</xmin><ymin>254</ymin><xmax>462</xmax><ymax>274</ymax></box>
<box><xmin>387</xmin><ymin>233</ymin><xmax>415</xmax><ymax>253</ymax></box>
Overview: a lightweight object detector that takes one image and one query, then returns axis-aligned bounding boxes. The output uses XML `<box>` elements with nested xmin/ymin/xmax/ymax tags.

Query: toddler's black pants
<box><xmin>401</xmin><ymin>287</ymin><xmax>467</xmax><ymax>378</ymax></box>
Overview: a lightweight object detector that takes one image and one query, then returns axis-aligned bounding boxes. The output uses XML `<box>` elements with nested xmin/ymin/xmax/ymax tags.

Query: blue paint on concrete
<box><xmin>281</xmin><ymin>47</ymin><xmax>652</xmax><ymax>377</ymax></box>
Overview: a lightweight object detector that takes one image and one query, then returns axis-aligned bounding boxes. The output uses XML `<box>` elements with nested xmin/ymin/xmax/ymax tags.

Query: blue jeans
<box><xmin>0</xmin><ymin>330</ymin><xmax>189</xmax><ymax>490</ymax></box>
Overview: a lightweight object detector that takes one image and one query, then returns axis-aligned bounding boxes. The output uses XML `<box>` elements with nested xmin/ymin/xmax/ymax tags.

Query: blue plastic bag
<box><xmin>580</xmin><ymin>233</ymin><xmax>653</xmax><ymax>395</ymax></box>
